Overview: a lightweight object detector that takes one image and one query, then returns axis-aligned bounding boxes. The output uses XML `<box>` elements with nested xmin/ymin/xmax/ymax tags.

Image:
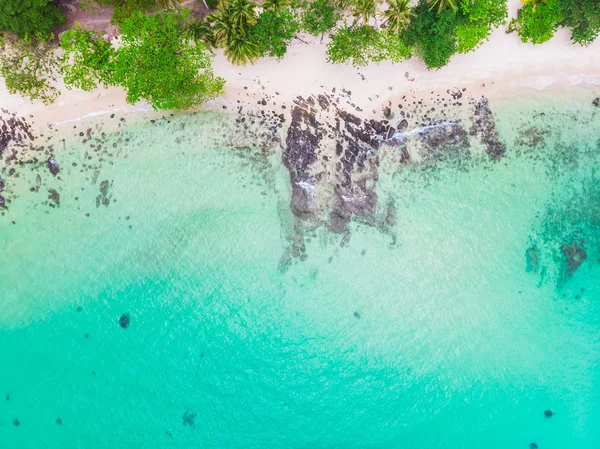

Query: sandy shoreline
<box><xmin>1</xmin><ymin>0</ymin><xmax>600</xmax><ymax>129</ymax></box>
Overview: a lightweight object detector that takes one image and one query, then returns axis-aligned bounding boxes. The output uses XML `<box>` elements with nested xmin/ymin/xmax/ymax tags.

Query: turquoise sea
<box><xmin>1</xmin><ymin>92</ymin><xmax>599</xmax><ymax>449</ymax></box>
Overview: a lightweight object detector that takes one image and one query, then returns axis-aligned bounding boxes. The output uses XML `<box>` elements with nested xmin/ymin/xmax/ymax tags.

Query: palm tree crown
<box><xmin>206</xmin><ymin>0</ymin><xmax>259</xmax><ymax>65</ymax></box>
<box><xmin>351</xmin><ymin>0</ymin><xmax>378</xmax><ymax>25</ymax></box>
<box><xmin>382</xmin><ymin>0</ymin><xmax>414</xmax><ymax>33</ymax></box>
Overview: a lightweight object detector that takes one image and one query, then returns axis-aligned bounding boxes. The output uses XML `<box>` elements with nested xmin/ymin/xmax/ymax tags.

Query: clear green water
<box><xmin>1</xmin><ymin>94</ymin><xmax>599</xmax><ymax>449</ymax></box>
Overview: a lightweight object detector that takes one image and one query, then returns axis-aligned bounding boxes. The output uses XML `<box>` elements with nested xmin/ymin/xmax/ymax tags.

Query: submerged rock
<box><xmin>13</xmin><ymin>419</ymin><xmax>20</xmax><ymax>427</ymax></box>
<box><xmin>593</xmin><ymin>98</ymin><xmax>600</xmax><ymax>107</ymax></box>
<box><xmin>183</xmin><ymin>410</ymin><xmax>196</xmax><ymax>428</ymax></box>
<box><xmin>47</xmin><ymin>158</ymin><xmax>60</xmax><ymax>176</ymax></box>
<box><xmin>0</xmin><ymin>195</ymin><xmax>5</xmax><ymax>207</ymax></box>
<box><xmin>470</xmin><ymin>97</ymin><xmax>506</xmax><ymax>160</ymax></box>
<box><xmin>48</xmin><ymin>189</ymin><xmax>60</xmax><ymax>207</ymax></box>
<box><xmin>561</xmin><ymin>241</ymin><xmax>587</xmax><ymax>275</ymax></box>
<box><xmin>530</xmin><ymin>443</ymin><xmax>538</xmax><ymax>449</ymax></box>
<box><xmin>119</xmin><ymin>313</ymin><xmax>131</xmax><ymax>329</ymax></box>
<box><xmin>525</xmin><ymin>246</ymin><xmax>539</xmax><ymax>273</ymax></box>
<box><xmin>56</xmin><ymin>418</ymin><xmax>63</xmax><ymax>425</ymax></box>
<box><xmin>0</xmin><ymin>177</ymin><xmax>4</xmax><ymax>192</ymax></box>
<box><xmin>544</xmin><ymin>409</ymin><xmax>554</xmax><ymax>418</ymax></box>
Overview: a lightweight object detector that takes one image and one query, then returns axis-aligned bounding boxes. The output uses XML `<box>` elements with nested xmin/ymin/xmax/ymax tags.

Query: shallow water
<box><xmin>1</xmin><ymin>93</ymin><xmax>599</xmax><ymax>449</ymax></box>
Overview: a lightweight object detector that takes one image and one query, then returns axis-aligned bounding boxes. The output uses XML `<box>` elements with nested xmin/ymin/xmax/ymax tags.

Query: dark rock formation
<box><xmin>530</xmin><ymin>443</ymin><xmax>538</xmax><ymax>449</ymax></box>
<box><xmin>470</xmin><ymin>97</ymin><xmax>506</xmax><ymax>160</ymax></box>
<box><xmin>561</xmin><ymin>241</ymin><xmax>587</xmax><ymax>275</ymax></box>
<box><xmin>0</xmin><ymin>111</ymin><xmax>34</xmax><ymax>161</ymax></box>
<box><xmin>353</xmin><ymin>311</ymin><xmax>361</xmax><ymax>319</ymax></box>
<box><xmin>544</xmin><ymin>409</ymin><xmax>554</xmax><ymax>418</ymax></box>
<box><xmin>47</xmin><ymin>158</ymin><xmax>60</xmax><ymax>176</ymax></box>
<box><xmin>525</xmin><ymin>246</ymin><xmax>539</xmax><ymax>273</ymax></box>
<box><xmin>283</xmin><ymin>101</ymin><xmax>321</xmax><ymax>216</ymax></box>
<box><xmin>593</xmin><ymin>98</ymin><xmax>600</xmax><ymax>107</ymax></box>
<box><xmin>0</xmin><ymin>195</ymin><xmax>5</xmax><ymax>208</ymax></box>
<box><xmin>13</xmin><ymin>419</ymin><xmax>20</xmax><ymax>427</ymax></box>
<box><xmin>48</xmin><ymin>189</ymin><xmax>60</xmax><ymax>207</ymax></box>
<box><xmin>119</xmin><ymin>313</ymin><xmax>131</xmax><ymax>329</ymax></box>
<box><xmin>56</xmin><ymin>418</ymin><xmax>63</xmax><ymax>425</ymax></box>
<box><xmin>419</xmin><ymin>122</ymin><xmax>470</xmax><ymax>165</ymax></box>
<box><xmin>183</xmin><ymin>410</ymin><xmax>196</xmax><ymax>428</ymax></box>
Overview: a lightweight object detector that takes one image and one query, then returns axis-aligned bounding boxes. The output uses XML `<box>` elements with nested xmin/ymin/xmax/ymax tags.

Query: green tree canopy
<box><xmin>327</xmin><ymin>25</ymin><xmax>411</xmax><ymax>66</ymax></box>
<box><xmin>0</xmin><ymin>0</ymin><xmax>64</xmax><ymax>38</ymax></box>
<box><xmin>59</xmin><ymin>12</ymin><xmax>224</xmax><ymax>110</ymax></box>
<box><xmin>0</xmin><ymin>34</ymin><xmax>59</xmax><ymax>104</ymax></box>
<box><xmin>402</xmin><ymin>0</ymin><xmax>457</xmax><ymax>69</ymax></box>
<box><xmin>249</xmin><ymin>8</ymin><xmax>299</xmax><ymax>58</ymax></box>
<box><xmin>114</xmin><ymin>11</ymin><xmax>224</xmax><ymax>108</ymax></box>
<box><xmin>509</xmin><ymin>0</ymin><xmax>563</xmax><ymax>45</ymax></box>
<box><xmin>301</xmin><ymin>0</ymin><xmax>341</xmax><ymax>36</ymax></box>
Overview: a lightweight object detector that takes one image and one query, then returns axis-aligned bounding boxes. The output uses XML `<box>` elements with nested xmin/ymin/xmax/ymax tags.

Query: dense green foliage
<box><xmin>0</xmin><ymin>34</ymin><xmax>59</xmax><ymax>104</ymax></box>
<box><xmin>60</xmin><ymin>26</ymin><xmax>115</xmax><ymax>91</ymax></box>
<box><xmin>250</xmin><ymin>9</ymin><xmax>299</xmax><ymax>58</ymax></box>
<box><xmin>398</xmin><ymin>0</ymin><xmax>508</xmax><ymax>68</ymax></box>
<box><xmin>456</xmin><ymin>0</ymin><xmax>508</xmax><ymax>52</ymax></box>
<box><xmin>0</xmin><ymin>0</ymin><xmax>64</xmax><ymax>38</ymax></box>
<box><xmin>112</xmin><ymin>11</ymin><xmax>224</xmax><ymax>108</ymax></box>
<box><xmin>402</xmin><ymin>2</ymin><xmax>457</xmax><ymax>69</ymax></box>
<box><xmin>510</xmin><ymin>0</ymin><xmax>600</xmax><ymax>46</ymax></box>
<box><xmin>327</xmin><ymin>25</ymin><xmax>410</xmax><ymax>66</ymax></box>
<box><xmin>301</xmin><ymin>0</ymin><xmax>340</xmax><ymax>36</ymax></box>
<box><xmin>2</xmin><ymin>0</ymin><xmax>598</xmax><ymax>109</ymax></box>
<box><xmin>560</xmin><ymin>0</ymin><xmax>600</xmax><ymax>46</ymax></box>
<box><xmin>58</xmin><ymin>12</ymin><xmax>224</xmax><ymax>109</ymax></box>
<box><xmin>509</xmin><ymin>0</ymin><xmax>563</xmax><ymax>44</ymax></box>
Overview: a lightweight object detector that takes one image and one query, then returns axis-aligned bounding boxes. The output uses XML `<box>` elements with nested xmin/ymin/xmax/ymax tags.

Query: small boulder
<box><xmin>544</xmin><ymin>409</ymin><xmax>554</xmax><ymax>418</ymax></box>
<box><xmin>530</xmin><ymin>443</ymin><xmax>538</xmax><ymax>449</ymax></box>
<box><xmin>119</xmin><ymin>313</ymin><xmax>131</xmax><ymax>329</ymax></box>
<box><xmin>47</xmin><ymin>158</ymin><xmax>60</xmax><ymax>176</ymax></box>
<box><xmin>593</xmin><ymin>98</ymin><xmax>600</xmax><ymax>107</ymax></box>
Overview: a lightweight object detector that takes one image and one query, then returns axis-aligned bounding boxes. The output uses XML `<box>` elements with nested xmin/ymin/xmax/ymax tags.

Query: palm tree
<box><xmin>351</xmin><ymin>0</ymin><xmax>377</xmax><ymax>25</ymax></box>
<box><xmin>206</xmin><ymin>0</ymin><xmax>259</xmax><ymax>64</ymax></box>
<box><xmin>187</xmin><ymin>20</ymin><xmax>217</xmax><ymax>49</ymax></box>
<box><xmin>225</xmin><ymin>35</ymin><xmax>261</xmax><ymax>65</ymax></box>
<box><xmin>263</xmin><ymin>0</ymin><xmax>291</xmax><ymax>13</ymax></box>
<box><xmin>228</xmin><ymin>0</ymin><xmax>258</xmax><ymax>31</ymax></box>
<box><xmin>381</xmin><ymin>0</ymin><xmax>414</xmax><ymax>33</ymax></box>
<box><xmin>428</xmin><ymin>0</ymin><xmax>457</xmax><ymax>13</ymax></box>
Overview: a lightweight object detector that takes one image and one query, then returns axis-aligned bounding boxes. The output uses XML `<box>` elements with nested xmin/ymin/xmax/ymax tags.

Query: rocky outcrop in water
<box><xmin>283</xmin><ymin>95</ymin><xmax>391</xmax><ymax>233</ymax></box>
<box><xmin>525</xmin><ymin>246</ymin><xmax>539</xmax><ymax>273</ymax></box>
<box><xmin>0</xmin><ymin>110</ymin><xmax>35</xmax><ymax>161</ymax></box>
<box><xmin>183</xmin><ymin>411</ymin><xmax>196</xmax><ymax>428</ymax></box>
<box><xmin>470</xmin><ymin>98</ymin><xmax>506</xmax><ymax>160</ymax></box>
<box><xmin>561</xmin><ymin>241</ymin><xmax>587</xmax><ymax>275</ymax></box>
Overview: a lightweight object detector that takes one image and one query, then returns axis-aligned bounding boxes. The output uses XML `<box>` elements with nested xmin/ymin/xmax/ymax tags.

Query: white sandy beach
<box><xmin>1</xmin><ymin>0</ymin><xmax>599</xmax><ymax>128</ymax></box>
